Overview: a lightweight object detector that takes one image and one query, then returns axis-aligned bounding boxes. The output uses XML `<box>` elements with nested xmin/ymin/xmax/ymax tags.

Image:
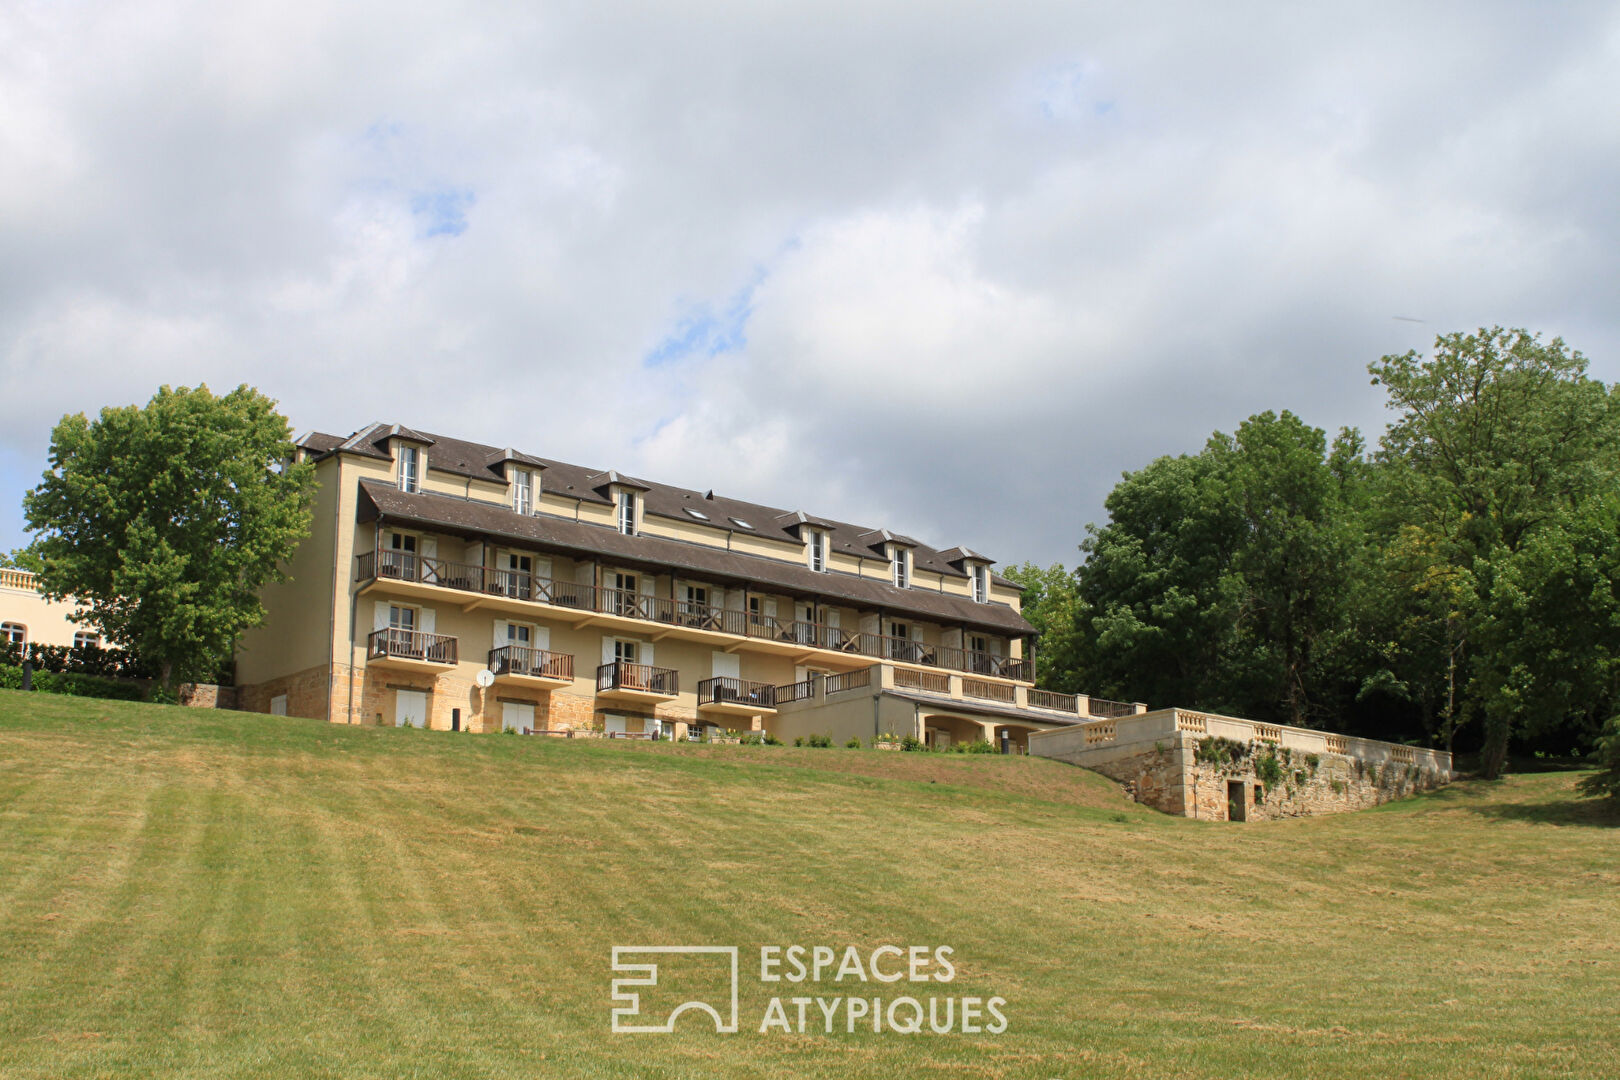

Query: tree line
<box><xmin>1007</xmin><ymin>328</ymin><xmax>1620</xmax><ymax>782</ymax></box>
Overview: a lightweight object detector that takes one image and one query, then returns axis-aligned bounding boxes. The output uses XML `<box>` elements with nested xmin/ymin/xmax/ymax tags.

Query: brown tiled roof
<box><xmin>313</xmin><ymin>423</ymin><xmax>1024</xmax><ymax>590</ymax></box>
<box><xmin>356</xmin><ymin>480</ymin><xmax>1035</xmax><ymax>636</ymax></box>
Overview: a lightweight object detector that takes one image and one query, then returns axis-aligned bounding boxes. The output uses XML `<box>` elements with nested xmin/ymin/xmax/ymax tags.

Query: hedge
<box><xmin>0</xmin><ymin>665</ymin><xmax>146</xmax><ymax>701</ymax></box>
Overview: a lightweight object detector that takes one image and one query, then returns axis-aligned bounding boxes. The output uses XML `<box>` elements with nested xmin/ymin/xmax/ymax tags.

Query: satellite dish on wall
<box><xmin>475</xmin><ymin>669</ymin><xmax>495</xmax><ymax>689</ymax></box>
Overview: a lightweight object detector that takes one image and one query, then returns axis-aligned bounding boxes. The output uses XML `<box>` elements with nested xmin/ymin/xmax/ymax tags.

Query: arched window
<box><xmin>73</xmin><ymin>631</ymin><xmax>101</xmax><ymax>649</ymax></box>
<box><xmin>1</xmin><ymin>622</ymin><xmax>25</xmax><ymax>645</ymax></box>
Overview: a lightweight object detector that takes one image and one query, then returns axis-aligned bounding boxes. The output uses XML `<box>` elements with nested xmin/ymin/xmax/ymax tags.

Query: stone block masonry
<box><xmin>1030</xmin><ymin>708</ymin><xmax>1452</xmax><ymax>821</ymax></box>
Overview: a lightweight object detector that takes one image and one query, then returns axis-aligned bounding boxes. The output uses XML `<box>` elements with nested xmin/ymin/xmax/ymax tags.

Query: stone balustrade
<box><xmin>1047</xmin><ymin>707</ymin><xmax>1451</xmax><ymax>775</ymax></box>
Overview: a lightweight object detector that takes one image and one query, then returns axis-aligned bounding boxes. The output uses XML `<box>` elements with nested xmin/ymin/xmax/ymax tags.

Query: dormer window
<box><xmin>971</xmin><ymin>564</ymin><xmax>989</xmax><ymax>603</ymax></box>
<box><xmin>807</xmin><ymin>529</ymin><xmax>828</xmax><ymax>573</ymax></box>
<box><xmin>891</xmin><ymin>546</ymin><xmax>910</xmax><ymax>589</ymax></box>
<box><xmin>512</xmin><ymin>469</ymin><xmax>534</xmax><ymax>515</ymax></box>
<box><xmin>397</xmin><ymin>446</ymin><xmax>421</xmax><ymax>493</ymax></box>
<box><xmin>617</xmin><ymin>490</ymin><xmax>637</xmax><ymax>535</ymax></box>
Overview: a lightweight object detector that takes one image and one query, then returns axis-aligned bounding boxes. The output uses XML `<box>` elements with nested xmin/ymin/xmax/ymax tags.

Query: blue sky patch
<box><xmin>411</xmin><ymin>188</ymin><xmax>475</xmax><ymax>238</ymax></box>
<box><xmin>642</xmin><ymin>270</ymin><xmax>764</xmax><ymax>368</ymax></box>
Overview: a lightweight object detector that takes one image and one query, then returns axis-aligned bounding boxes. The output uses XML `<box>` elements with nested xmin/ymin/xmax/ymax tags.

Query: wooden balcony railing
<box><xmin>824</xmin><ymin>669</ymin><xmax>871</xmax><ymax>695</ymax></box>
<box><xmin>1028</xmin><ymin>688</ymin><xmax>1078</xmax><ymax>712</ymax></box>
<box><xmin>893</xmin><ymin>668</ymin><xmax>950</xmax><ymax>694</ymax></box>
<box><xmin>963</xmin><ymin>678</ymin><xmax>1016</xmax><ymax>703</ymax></box>
<box><xmin>596</xmin><ymin>661</ymin><xmax>679</xmax><ymax>695</ymax></box>
<box><xmin>697</xmin><ymin>676</ymin><xmax>777</xmax><ymax>709</ymax></box>
<box><xmin>1087</xmin><ymin>697</ymin><xmax>1138</xmax><ymax>719</ymax></box>
<box><xmin>488</xmin><ymin>645</ymin><xmax>574</xmax><ymax>681</ymax></box>
<box><xmin>358</xmin><ymin>545</ymin><xmax>1031</xmax><ymax>682</ymax></box>
<box><xmin>775</xmin><ymin>678</ymin><xmax>814</xmax><ymax>704</ymax></box>
<box><xmin>367</xmin><ymin>628</ymin><xmax>458</xmax><ymax>664</ymax></box>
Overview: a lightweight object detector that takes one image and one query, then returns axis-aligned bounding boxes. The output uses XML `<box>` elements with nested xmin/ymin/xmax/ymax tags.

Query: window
<box><xmin>2</xmin><ymin>622</ymin><xmax>25</xmax><ymax>645</ymax></box>
<box><xmin>397</xmin><ymin>446</ymin><xmax>420</xmax><ymax>493</ymax></box>
<box><xmin>891</xmin><ymin>549</ymin><xmax>909</xmax><ymax>589</ymax></box>
<box><xmin>617</xmin><ymin>490</ymin><xmax>636</xmax><ymax>535</ymax></box>
<box><xmin>614</xmin><ymin>639</ymin><xmax>639</xmax><ymax>665</ymax></box>
<box><xmin>73</xmin><ymin>631</ymin><xmax>101</xmax><ymax>649</ymax></box>
<box><xmin>506</xmin><ymin>623</ymin><xmax>532</xmax><ymax>647</ymax></box>
<box><xmin>807</xmin><ymin>529</ymin><xmax>828</xmax><ymax>573</ymax></box>
<box><xmin>971</xmin><ymin>564</ymin><xmax>989</xmax><ymax>604</ymax></box>
<box><xmin>389</xmin><ymin>605</ymin><xmax>416</xmax><ymax>632</ymax></box>
<box><xmin>512</xmin><ymin>469</ymin><xmax>533</xmax><ymax>515</ymax></box>
<box><xmin>729</xmin><ymin>517</ymin><xmax>754</xmax><ymax>530</ymax></box>
<box><xmin>684</xmin><ymin>507</ymin><xmax>709</xmax><ymax>520</ymax></box>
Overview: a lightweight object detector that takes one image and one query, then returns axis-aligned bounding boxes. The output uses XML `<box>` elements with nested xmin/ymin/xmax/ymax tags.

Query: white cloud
<box><xmin>1</xmin><ymin>0</ymin><xmax>1617</xmax><ymax>564</ymax></box>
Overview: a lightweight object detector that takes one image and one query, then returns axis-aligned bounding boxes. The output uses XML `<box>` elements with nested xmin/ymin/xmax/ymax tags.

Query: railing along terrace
<box><xmin>823</xmin><ymin>669</ymin><xmax>871</xmax><ymax>695</ymax></box>
<box><xmin>359</xmin><ymin>546</ymin><xmax>1030</xmax><ymax>681</ymax></box>
<box><xmin>1087</xmin><ymin>697</ymin><xmax>1138</xmax><ymax>719</ymax></box>
<box><xmin>0</xmin><ymin>568</ymin><xmax>36</xmax><ymax>590</ymax></box>
<box><xmin>1028</xmin><ymin>688</ymin><xmax>1077</xmax><ymax>712</ymax></box>
<box><xmin>697</xmin><ymin>677</ymin><xmax>778</xmax><ymax>709</ymax></box>
<box><xmin>893</xmin><ymin>668</ymin><xmax>950</xmax><ymax>694</ymax></box>
<box><xmin>596</xmin><ymin>661</ymin><xmax>679</xmax><ymax>695</ymax></box>
<box><xmin>774</xmin><ymin>678</ymin><xmax>814</xmax><ymax>704</ymax></box>
<box><xmin>963</xmin><ymin>678</ymin><xmax>1016</xmax><ymax>703</ymax></box>
<box><xmin>367</xmin><ymin>628</ymin><xmax>458</xmax><ymax>664</ymax></box>
<box><xmin>488</xmin><ymin>645</ymin><xmax>573</xmax><ymax>681</ymax></box>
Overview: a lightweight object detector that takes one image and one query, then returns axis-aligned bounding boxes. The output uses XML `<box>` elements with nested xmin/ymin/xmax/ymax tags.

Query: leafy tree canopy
<box><xmin>23</xmin><ymin>385</ymin><xmax>316</xmax><ymax>690</ymax></box>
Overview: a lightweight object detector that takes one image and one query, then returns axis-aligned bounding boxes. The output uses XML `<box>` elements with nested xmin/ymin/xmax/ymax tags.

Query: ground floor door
<box><xmin>1227</xmin><ymin>780</ymin><xmax>1248</xmax><ymax>822</ymax></box>
<box><xmin>502</xmin><ymin>702</ymin><xmax>534</xmax><ymax>733</ymax></box>
<box><xmin>395</xmin><ymin>689</ymin><xmax>428</xmax><ymax>728</ymax></box>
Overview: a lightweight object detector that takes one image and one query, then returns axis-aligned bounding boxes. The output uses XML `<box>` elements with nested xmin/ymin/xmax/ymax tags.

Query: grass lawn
<box><xmin>0</xmin><ymin>689</ymin><xmax>1616</xmax><ymax>1079</ymax></box>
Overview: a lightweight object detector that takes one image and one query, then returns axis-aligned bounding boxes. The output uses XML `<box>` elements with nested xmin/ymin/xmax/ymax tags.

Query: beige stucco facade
<box><xmin>0</xmin><ymin>570</ymin><xmax>97</xmax><ymax>649</ymax></box>
<box><xmin>234</xmin><ymin>425</ymin><xmax>1104</xmax><ymax>742</ymax></box>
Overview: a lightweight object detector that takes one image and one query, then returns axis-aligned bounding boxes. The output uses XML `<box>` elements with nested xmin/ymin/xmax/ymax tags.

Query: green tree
<box><xmin>1369</xmin><ymin>327</ymin><xmax>1620</xmax><ymax>776</ymax></box>
<box><xmin>1071</xmin><ymin>411</ymin><xmax>1365</xmax><ymax>726</ymax></box>
<box><xmin>23</xmin><ymin>385</ymin><xmax>316</xmax><ymax>693</ymax></box>
<box><xmin>1001</xmin><ymin>562</ymin><xmax>1084</xmax><ymax>691</ymax></box>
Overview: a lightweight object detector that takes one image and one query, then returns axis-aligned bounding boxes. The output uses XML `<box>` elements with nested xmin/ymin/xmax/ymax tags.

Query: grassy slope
<box><xmin>0</xmin><ymin>690</ymin><xmax>1615</xmax><ymax>1080</ymax></box>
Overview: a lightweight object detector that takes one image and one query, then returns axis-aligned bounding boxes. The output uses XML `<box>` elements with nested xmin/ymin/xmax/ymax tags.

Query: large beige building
<box><xmin>236</xmin><ymin>423</ymin><xmax>1141</xmax><ymax>746</ymax></box>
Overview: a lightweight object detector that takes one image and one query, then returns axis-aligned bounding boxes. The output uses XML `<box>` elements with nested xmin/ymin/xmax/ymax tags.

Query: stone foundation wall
<box><xmin>237</xmin><ymin>663</ymin><xmax>334</xmax><ymax>720</ymax></box>
<box><xmin>177</xmin><ymin>683</ymin><xmax>238</xmax><ymax>710</ymax></box>
<box><xmin>1081</xmin><ymin>733</ymin><xmax>1449</xmax><ymax>821</ymax></box>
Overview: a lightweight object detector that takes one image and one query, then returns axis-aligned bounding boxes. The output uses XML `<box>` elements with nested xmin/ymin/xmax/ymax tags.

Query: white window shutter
<box><xmin>911</xmin><ymin>625</ymin><xmax>924</xmax><ymax>643</ymax></box>
<box><xmin>374</xmin><ymin>601</ymin><xmax>390</xmax><ymax>631</ymax></box>
<box><xmin>421</xmin><ymin>537</ymin><xmax>438</xmax><ymax>560</ymax></box>
<box><xmin>640</xmin><ymin>576</ymin><xmax>655</xmax><ymax>597</ymax></box>
<box><xmin>826</xmin><ymin>609</ymin><xmax>840</xmax><ymax>629</ymax></box>
<box><xmin>536</xmin><ymin>557</ymin><xmax>552</xmax><ymax>580</ymax></box>
<box><xmin>763</xmin><ymin>598</ymin><xmax>777</xmax><ymax>618</ymax></box>
<box><xmin>642</xmin><ymin>642</ymin><xmax>654</xmax><ymax>666</ymax></box>
<box><xmin>712</xmin><ymin>652</ymin><xmax>740</xmax><ymax>679</ymax></box>
<box><xmin>420</xmin><ymin>608</ymin><xmax>435</xmax><ymax>634</ymax></box>
<box><xmin>602</xmin><ymin>636</ymin><xmax>617</xmax><ymax>665</ymax></box>
<box><xmin>493</xmin><ymin>620</ymin><xmax>508</xmax><ymax>650</ymax></box>
<box><xmin>533</xmin><ymin>626</ymin><xmax>550</xmax><ymax>650</ymax></box>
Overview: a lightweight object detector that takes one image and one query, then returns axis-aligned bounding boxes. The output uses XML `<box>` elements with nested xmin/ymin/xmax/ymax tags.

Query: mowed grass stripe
<box><xmin>0</xmin><ymin>689</ymin><xmax>1615</xmax><ymax>1079</ymax></box>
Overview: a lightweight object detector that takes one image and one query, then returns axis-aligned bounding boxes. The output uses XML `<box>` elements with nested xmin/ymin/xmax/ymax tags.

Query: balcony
<box><xmin>696</xmin><ymin>677</ymin><xmax>778</xmax><ymax>717</ymax></box>
<box><xmin>357</xmin><ymin>547</ymin><xmax>1031</xmax><ymax>682</ymax></box>
<box><xmin>488</xmin><ymin>645</ymin><xmax>574</xmax><ymax>689</ymax></box>
<box><xmin>596</xmin><ymin>661</ymin><xmax>679</xmax><ymax>703</ymax></box>
<box><xmin>367</xmin><ymin>628</ymin><xmax>458</xmax><ymax>669</ymax></box>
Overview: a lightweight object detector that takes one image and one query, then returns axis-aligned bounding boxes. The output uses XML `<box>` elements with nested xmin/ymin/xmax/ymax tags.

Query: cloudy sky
<box><xmin>3</xmin><ymin>2</ymin><xmax>1617</xmax><ymax>567</ymax></box>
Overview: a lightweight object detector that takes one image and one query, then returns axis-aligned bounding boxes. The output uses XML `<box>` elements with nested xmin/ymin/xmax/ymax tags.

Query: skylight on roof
<box><xmin>684</xmin><ymin>507</ymin><xmax>710</xmax><ymax>520</ymax></box>
<box><xmin>729</xmin><ymin>517</ymin><xmax>754</xmax><ymax>530</ymax></box>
